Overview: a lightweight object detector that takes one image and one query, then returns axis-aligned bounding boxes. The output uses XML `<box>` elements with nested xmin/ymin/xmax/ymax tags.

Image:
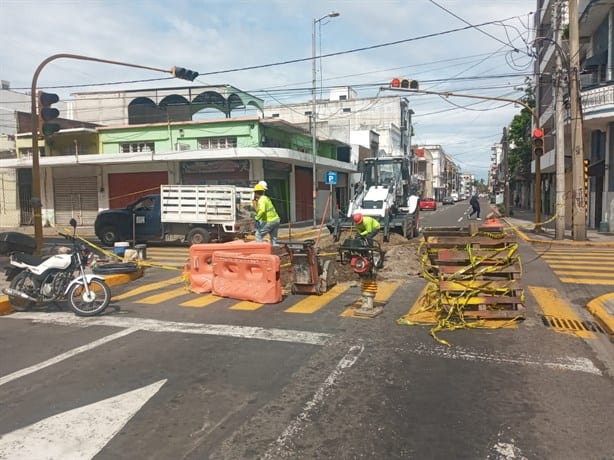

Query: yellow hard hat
<box><xmin>254</xmin><ymin>183</ymin><xmax>266</xmax><ymax>192</ymax></box>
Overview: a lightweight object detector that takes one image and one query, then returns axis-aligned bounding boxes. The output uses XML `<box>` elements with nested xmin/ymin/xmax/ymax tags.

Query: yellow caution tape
<box><xmin>398</xmin><ymin>229</ymin><xmax>524</xmax><ymax>346</ymax></box>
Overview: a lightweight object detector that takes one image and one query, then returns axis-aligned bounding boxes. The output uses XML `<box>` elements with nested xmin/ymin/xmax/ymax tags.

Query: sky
<box><xmin>0</xmin><ymin>0</ymin><xmax>536</xmax><ymax>180</ymax></box>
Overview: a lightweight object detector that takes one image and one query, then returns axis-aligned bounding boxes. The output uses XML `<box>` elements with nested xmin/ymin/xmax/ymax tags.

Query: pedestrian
<box><xmin>469</xmin><ymin>193</ymin><xmax>481</xmax><ymax>220</ymax></box>
<box><xmin>253</xmin><ymin>182</ymin><xmax>280</xmax><ymax>246</ymax></box>
<box><xmin>515</xmin><ymin>193</ymin><xmax>520</xmax><ymax>208</ymax></box>
<box><xmin>353</xmin><ymin>213</ymin><xmax>381</xmax><ymax>241</ymax></box>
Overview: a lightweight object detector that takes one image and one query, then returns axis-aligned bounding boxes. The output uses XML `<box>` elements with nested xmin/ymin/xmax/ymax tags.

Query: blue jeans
<box><xmin>256</xmin><ymin>219</ymin><xmax>280</xmax><ymax>245</ymax></box>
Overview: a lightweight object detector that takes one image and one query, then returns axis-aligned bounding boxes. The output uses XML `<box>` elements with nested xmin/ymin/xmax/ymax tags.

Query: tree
<box><xmin>507</xmin><ymin>79</ymin><xmax>535</xmax><ymax>181</ymax></box>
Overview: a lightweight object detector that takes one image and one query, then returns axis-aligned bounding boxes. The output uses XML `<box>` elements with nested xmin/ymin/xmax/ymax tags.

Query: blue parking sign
<box><xmin>325</xmin><ymin>171</ymin><xmax>337</xmax><ymax>185</ymax></box>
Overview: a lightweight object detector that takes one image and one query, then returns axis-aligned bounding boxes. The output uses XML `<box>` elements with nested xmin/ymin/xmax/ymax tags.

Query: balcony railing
<box><xmin>581</xmin><ymin>83</ymin><xmax>614</xmax><ymax>113</ymax></box>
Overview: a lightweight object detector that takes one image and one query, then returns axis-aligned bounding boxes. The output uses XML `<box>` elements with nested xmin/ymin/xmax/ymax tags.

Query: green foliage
<box><xmin>507</xmin><ymin>80</ymin><xmax>534</xmax><ymax>180</ymax></box>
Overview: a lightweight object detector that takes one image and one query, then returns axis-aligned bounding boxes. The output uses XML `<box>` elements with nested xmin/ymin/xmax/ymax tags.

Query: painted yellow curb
<box><xmin>586</xmin><ymin>293</ymin><xmax>614</xmax><ymax>341</ymax></box>
<box><xmin>503</xmin><ymin>218</ymin><xmax>614</xmax><ymax>247</ymax></box>
<box><xmin>0</xmin><ymin>269</ymin><xmax>144</xmax><ymax>316</ymax></box>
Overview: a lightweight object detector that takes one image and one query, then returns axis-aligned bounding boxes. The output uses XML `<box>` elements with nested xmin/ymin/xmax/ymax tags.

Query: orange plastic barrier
<box><xmin>185</xmin><ymin>241</ymin><xmax>272</xmax><ymax>293</ymax></box>
<box><xmin>212</xmin><ymin>252</ymin><xmax>282</xmax><ymax>304</ymax></box>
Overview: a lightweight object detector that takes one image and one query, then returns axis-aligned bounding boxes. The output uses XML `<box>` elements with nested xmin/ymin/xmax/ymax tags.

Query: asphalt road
<box><xmin>1</xmin><ymin>200</ymin><xmax>613</xmax><ymax>459</ymax></box>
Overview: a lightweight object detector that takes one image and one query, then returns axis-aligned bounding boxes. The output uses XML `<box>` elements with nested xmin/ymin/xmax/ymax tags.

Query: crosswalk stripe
<box><xmin>112</xmin><ymin>276</ymin><xmax>183</xmax><ymax>300</ymax></box>
<box><xmin>340</xmin><ymin>280</ymin><xmax>403</xmax><ymax>317</ymax></box>
<box><xmin>285</xmin><ymin>284</ymin><xmax>350</xmax><ymax>314</ymax></box>
<box><xmin>542</xmin><ymin>256</ymin><xmax>614</xmax><ymax>261</ymax></box>
<box><xmin>136</xmin><ymin>286</ymin><xmax>191</xmax><ymax>304</ymax></box>
<box><xmin>551</xmin><ymin>270</ymin><xmax>614</xmax><ymax>277</ymax></box>
<box><xmin>179</xmin><ymin>294</ymin><xmax>221</xmax><ymax>308</ymax></box>
<box><xmin>547</xmin><ymin>263</ymin><xmax>614</xmax><ymax>269</ymax></box>
<box><xmin>528</xmin><ymin>286</ymin><xmax>595</xmax><ymax>338</ymax></box>
<box><xmin>230</xmin><ymin>301</ymin><xmax>265</xmax><ymax>311</ymax></box>
<box><xmin>559</xmin><ymin>277</ymin><xmax>614</xmax><ymax>285</ymax></box>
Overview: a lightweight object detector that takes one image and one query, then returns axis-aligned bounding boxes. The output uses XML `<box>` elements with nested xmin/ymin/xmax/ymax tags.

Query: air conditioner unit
<box><xmin>176</xmin><ymin>143</ymin><xmax>191</xmax><ymax>151</ymax></box>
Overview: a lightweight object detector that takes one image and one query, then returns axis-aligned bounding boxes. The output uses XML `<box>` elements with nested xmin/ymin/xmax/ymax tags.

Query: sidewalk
<box><xmin>497</xmin><ymin>205</ymin><xmax>614</xmax><ymax>340</ymax></box>
<box><xmin>498</xmin><ymin>206</ymin><xmax>614</xmax><ymax>246</ymax></box>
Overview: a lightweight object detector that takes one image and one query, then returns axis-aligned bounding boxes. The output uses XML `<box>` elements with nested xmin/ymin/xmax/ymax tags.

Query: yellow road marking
<box><xmin>552</xmin><ymin>270</ymin><xmax>614</xmax><ymax>277</ymax></box>
<box><xmin>136</xmin><ymin>286</ymin><xmax>190</xmax><ymax>304</ymax></box>
<box><xmin>180</xmin><ymin>294</ymin><xmax>221</xmax><ymax>308</ymax></box>
<box><xmin>400</xmin><ymin>283</ymin><xmax>518</xmax><ymax>328</ymax></box>
<box><xmin>230</xmin><ymin>301</ymin><xmax>264</xmax><ymax>311</ymax></box>
<box><xmin>402</xmin><ymin>284</ymin><xmax>438</xmax><ymax>324</ymax></box>
<box><xmin>528</xmin><ymin>286</ymin><xmax>595</xmax><ymax>338</ymax></box>
<box><xmin>547</xmin><ymin>263</ymin><xmax>614</xmax><ymax>270</ymax></box>
<box><xmin>340</xmin><ymin>280</ymin><xmax>403</xmax><ymax>317</ymax></box>
<box><xmin>112</xmin><ymin>276</ymin><xmax>183</xmax><ymax>300</ymax></box>
<box><xmin>285</xmin><ymin>284</ymin><xmax>350</xmax><ymax>314</ymax></box>
<box><xmin>541</xmin><ymin>256</ymin><xmax>614</xmax><ymax>261</ymax></box>
<box><xmin>559</xmin><ymin>278</ymin><xmax>614</xmax><ymax>285</ymax></box>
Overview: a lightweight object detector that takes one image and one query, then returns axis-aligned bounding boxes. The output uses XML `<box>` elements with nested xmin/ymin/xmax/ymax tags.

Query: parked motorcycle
<box><xmin>2</xmin><ymin>218</ymin><xmax>111</xmax><ymax>316</ymax></box>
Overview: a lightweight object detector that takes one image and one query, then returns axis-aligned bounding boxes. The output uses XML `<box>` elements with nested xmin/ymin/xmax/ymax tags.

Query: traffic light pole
<box><xmin>29</xmin><ymin>54</ymin><xmax>179</xmax><ymax>254</ymax></box>
<box><xmin>383</xmin><ymin>86</ymin><xmax>542</xmax><ymax>231</ymax></box>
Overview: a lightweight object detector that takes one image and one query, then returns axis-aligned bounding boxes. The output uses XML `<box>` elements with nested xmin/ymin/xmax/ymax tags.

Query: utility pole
<box><xmin>568</xmin><ymin>0</ymin><xmax>587</xmax><ymax>240</ymax></box>
<box><xmin>554</xmin><ymin>0</ymin><xmax>566</xmax><ymax>240</ymax></box>
<box><xmin>502</xmin><ymin>127</ymin><xmax>510</xmax><ymax>217</ymax></box>
<box><xmin>29</xmin><ymin>53</ymin><xmax>186</xmax><ymax>254</ymax></box>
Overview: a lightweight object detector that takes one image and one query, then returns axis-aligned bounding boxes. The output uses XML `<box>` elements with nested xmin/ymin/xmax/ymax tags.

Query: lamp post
<box><xmin>312</xmin><ymin>11</ymin><xmax>340</xmax><ymax>227</ymax></box>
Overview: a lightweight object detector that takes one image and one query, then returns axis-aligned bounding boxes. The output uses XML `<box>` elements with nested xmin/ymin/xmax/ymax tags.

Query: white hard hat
<box><xmin>258</xmin><ymin>180</ymin><xmax>268</xmax><ymax>190</ymax></box>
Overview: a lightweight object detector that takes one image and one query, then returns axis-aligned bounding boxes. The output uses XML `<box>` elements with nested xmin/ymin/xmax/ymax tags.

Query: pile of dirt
<box><xmin>278</xmin><ymin>231</ymin><xmax>423</xmax><ymax>290</ymax></box>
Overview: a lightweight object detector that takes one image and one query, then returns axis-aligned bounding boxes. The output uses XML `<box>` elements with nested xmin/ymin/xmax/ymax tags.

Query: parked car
<box><xmin>442</xmin><ymin>196</ymin><xmax>455</xmax><ymax>205</ymax></box>
<box><xmin>419</xmin><ymin>197</ymin><xmax>437</xmax><ymax>211</ymax></box>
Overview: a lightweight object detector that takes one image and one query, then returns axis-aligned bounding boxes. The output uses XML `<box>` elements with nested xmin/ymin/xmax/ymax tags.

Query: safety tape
<box><xmin>399</xmin><ymin>230</ymin><xmax>523</xmax><ymax>346</ymax></box>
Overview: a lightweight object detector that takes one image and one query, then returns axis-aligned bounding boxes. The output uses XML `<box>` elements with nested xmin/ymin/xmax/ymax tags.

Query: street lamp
<box><xmin>312</xmin><ymin>11</ymin><xmax>340</xmax><ymax>227</ymax></box>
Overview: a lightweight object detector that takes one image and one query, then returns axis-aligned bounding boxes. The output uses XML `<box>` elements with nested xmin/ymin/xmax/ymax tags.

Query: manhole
<box><xmin>540</xmin><ymin>315</ymin><xmax>605</xmax><ymax>334</ymax></box>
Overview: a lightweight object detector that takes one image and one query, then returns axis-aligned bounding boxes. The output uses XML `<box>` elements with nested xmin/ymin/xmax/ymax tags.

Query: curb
<box><xmin>502</xmin><ymin>218</ymin><xmax>614</xmax><ymax>247</ymax></box>
<box><xmin>0</xmin><ymin>269</ymin><xmax>144</xmax><ymax>316</ymax></box>
<box><xmin>586</xmin><ymin>293</ymin><xmax>614</xmax><ymax>342</ymax></box>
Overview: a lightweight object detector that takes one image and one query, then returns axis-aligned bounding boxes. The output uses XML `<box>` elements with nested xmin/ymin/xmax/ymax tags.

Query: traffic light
<box><xmin>532</xmin><ymin>127</ymin><xmax>544</xmax><ymax>157</ymax></box>
<box><xmin>390</xmin><ymin>78</ymin><xmax>419</xmax><ymax>90</ymax></box>
<box><xmin>172</xmin><ymin>66</ymin><xmax>199</xmax><ymax>81</ymax></box>
<box><xmin>38</xmin><ymin>91</ymin><xmax>60</xmax><ymax>137</ymax></box>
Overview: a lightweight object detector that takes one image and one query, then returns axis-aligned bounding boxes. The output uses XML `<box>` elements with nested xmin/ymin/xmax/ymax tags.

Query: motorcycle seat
<box><xmin>12</xmin><ymin>252</ymin><xmax>45</xmax><ymax>266</ymax></box>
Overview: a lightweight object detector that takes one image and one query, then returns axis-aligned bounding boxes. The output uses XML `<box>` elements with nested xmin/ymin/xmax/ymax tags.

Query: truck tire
<box><xmin>187</xmin><ymin>228</ymin><xmax>210</xmax><ymax>245</ymax></box>
<box><xmin>99</xmin><ymin>226</ymin><xmax>120</xmax><ymax>247</ymax></box>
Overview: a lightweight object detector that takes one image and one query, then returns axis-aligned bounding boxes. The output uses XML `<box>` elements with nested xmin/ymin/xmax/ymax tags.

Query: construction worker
<box><xmin>254</xmin><ymin>182</ymin><xmax>280</xmax><ymax>246</ymax></box>
<box><xmin>353</xmin><ymin>213</ymin><xmax>380</xmax><ymax>240</ymax></box>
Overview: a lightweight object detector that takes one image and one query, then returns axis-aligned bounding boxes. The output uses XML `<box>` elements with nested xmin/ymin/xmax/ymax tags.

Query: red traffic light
<box><xmin>533</xmin><ymin>128</ymin><xmax>544</xmax><ymax>139</ymax></box>
<box><xmin>389</xmin><ymin>78</ymin><xmax>418</xmax><ymax>90</ymax></box>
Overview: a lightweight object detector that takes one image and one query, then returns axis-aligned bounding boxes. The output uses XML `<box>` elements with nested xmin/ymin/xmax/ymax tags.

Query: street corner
<box><xmin>501</xmin><ymin>218</ymin><xmax>531</xmax><ymax>242</ymax></box>
<box><xmin>586</xmin><ymin>293</ymin><xmax>614</xmax><ymax>342</ymax></box>
<box><xmin>104</xmin><ymin>268</ymin><xmax>145</xmax><ymax>288</ymax></box>
<box><xmin>0</xmin><ymin>296</ymin><xmax>12</xmax><ymax>316</ymax></box>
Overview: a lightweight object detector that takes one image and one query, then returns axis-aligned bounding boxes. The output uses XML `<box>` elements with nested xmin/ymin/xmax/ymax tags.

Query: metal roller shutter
<box><xmin>54</xmin><ymin>177</ymin><xmax>98</xmax><ymax>226</ymax></box>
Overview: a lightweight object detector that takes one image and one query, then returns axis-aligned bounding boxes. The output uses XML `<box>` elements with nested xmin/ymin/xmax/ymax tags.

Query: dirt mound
<box><xmin>279</xmin><ymin>231</ymin><xmax>423</xmax><ymax>289</ymax></box>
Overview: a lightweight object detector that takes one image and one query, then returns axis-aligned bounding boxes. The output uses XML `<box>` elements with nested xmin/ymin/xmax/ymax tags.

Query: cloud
<box><xmin>0</xmin><ymin>0</ymin><xmax>535</xmax><ymax>179</ymax></box>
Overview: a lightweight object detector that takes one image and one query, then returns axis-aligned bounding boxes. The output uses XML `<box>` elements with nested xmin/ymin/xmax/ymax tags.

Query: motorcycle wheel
<box><xmin>8</xmin><ymin>271</ymin><xmax>37</xmax><ymax>311</ymax></box>
<box><xmin>67</xmin><ymin>279</ymin><xmax>111</xmax><ymax>316</ymax></box>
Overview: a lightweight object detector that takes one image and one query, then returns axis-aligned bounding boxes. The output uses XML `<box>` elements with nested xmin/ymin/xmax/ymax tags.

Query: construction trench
<box><xmin>73</xmin><ymin>216</ymin><xmax>524</xmax><ymax>344</ymax></box>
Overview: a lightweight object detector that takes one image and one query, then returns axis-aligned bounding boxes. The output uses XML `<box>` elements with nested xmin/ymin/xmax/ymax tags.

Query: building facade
<box><xmin>0</xmin><ymin>85</ymin><xmax>355</xmax><ymax>228</ymax></box>
<box><xmin>534</xmin><ymin>0</ymin><xmax>614</xmax><ymax>231</ymax></box>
